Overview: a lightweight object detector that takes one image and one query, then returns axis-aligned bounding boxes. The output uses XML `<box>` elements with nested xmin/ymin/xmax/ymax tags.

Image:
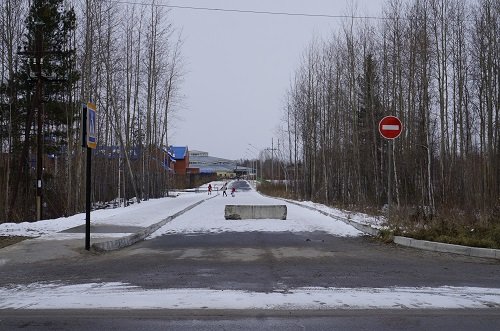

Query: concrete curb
<box><xmin>394</xmin><ymin>236</ymin><xmax>500</xmax><ymax>260</ymax></box>
<box><xmin>266</xmin><ymin>194</ymin><xmax>500</xmax><ymax>261</ymax></box>
<box><xmin>92</xmin><ymin>194</ymin><xmax>218</xmax><ymax>252</ymax></box>
<box><xmin>276</xmin><ymin>198</ymin><xmax>381</xmax><ymax>236</ymax></box>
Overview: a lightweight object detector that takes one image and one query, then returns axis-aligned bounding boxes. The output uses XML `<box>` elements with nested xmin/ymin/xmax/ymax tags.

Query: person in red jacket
<box><xmin>208</xmin><ymin>184</ymin><xmax>212</xmax><ymax>195</ymax></box>
<box><xmin>231</xmin><ymin>187</ymin><xmax>236</xmax><ymax>197</ymax></box>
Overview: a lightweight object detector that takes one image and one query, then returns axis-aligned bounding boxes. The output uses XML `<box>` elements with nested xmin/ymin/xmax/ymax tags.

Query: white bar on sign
<box><xmin>382</xmin><ymin>125</ymin><xmax>399</xmax><ymax>131</ymax></box>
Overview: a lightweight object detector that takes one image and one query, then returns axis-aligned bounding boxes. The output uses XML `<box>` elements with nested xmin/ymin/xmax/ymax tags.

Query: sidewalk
<box><xmin>0</xmin><ymin>192</ymin><xmax>210</xmax><ymax>266</ymax></box>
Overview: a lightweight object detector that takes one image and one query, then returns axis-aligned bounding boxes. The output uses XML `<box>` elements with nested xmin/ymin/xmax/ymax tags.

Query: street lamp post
<box><xmin>245</xmin><ymin>149</ymin><xmax>257</xmax><ymax>184</ymax></box>
<box><xmin>248</xmin><ymin>144</ymin><xmax>262</xmax><ymax>182</ymax></box>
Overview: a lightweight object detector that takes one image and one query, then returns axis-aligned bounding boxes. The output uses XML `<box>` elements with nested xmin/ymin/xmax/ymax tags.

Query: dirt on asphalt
<box><xmin>0</xmin><ymin>236</ymin><xmax>29</xmax><ymax>249</ymax></box>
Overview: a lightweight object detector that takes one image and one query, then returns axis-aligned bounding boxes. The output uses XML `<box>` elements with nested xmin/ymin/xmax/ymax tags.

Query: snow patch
<box><xmin>1</xmin><ymin>282</ymin><xmax>499</xmax><ymax>310</ymax></box>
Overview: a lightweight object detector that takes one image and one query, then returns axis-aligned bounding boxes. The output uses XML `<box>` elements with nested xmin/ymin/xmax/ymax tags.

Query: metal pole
<box><xmin>388</xmin><ymin>139</ymin><xmax>393</xmax><ymax>217</ymax></box>
<box><xmin>36</xmin><ymin>25</ymin><xmax>44</xmax><ymax>221</ymax></box>
<box><xmin>254</xmin><ymin>159</ymin><xmax>257</xmax><ymax>182</ymax></box>
<box><xmin>85</xmin><ymin>146</ymin><xmax>91</xmax><ymax>250</ymax></box>
<box><xmin>271</xmin><ymin>138</ymin><xmax>274</xmax><ymax>182</ymax></box>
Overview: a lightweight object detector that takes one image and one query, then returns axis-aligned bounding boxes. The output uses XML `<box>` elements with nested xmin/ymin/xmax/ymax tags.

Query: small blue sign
<box><xmin>86</xmin><ymin>102</ymin><xmax>97</xmax><ymax>149</ymax></box>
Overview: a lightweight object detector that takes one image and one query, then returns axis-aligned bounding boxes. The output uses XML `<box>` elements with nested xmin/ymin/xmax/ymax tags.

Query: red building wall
<box><xmin>174</xmin><ymin>153</ymin><xmax>189</xmax><ymax>175</ymax></box>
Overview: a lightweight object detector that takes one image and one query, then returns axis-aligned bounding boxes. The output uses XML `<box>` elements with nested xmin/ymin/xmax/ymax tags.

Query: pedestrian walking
<box><xmin>222</xmin><ymin>185</ymin><xmax>227</xmax><ymax>197</ymax></box>
<box><xmin>231</xmin><ymin>187</ymin><xmax>236</xmax><ymax>197</ymax></box>
<box><xmin>208</xmin><ymin>184</ymin><xmax>212</xmax><ymax>195</ymax></box>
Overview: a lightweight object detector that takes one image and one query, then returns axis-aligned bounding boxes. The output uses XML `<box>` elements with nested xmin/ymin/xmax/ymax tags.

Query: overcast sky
<box><xmin>168</xmin><ymin>0</ymin><xmax>385</xmax><ymax>160</ymax></box>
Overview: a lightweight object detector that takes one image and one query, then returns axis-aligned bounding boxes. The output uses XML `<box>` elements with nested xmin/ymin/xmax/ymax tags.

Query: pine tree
<box><xmin>7</xmin><ymin>0</ymin><xmax>78</xmax><ymax>221</ymax></box>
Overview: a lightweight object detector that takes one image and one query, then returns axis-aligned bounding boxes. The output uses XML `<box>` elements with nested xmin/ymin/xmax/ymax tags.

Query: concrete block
<box><xmin>433</xmin><ymin>242</ymin><xmax>471</xmax><ymax>255</ymax></box>
<box><xmin>470</xmin><ymin>247</ymin><xmax>497</xmax><ymax>259</ymax></box>
<box><xmin>225</xmin><ymin>205</ymin><xmax>287</xmax><ymax>220</ymax></box>
<box><xmin>394</xmin><ymin>236</ymin><xmax>500</xmax><ymax>260</ymax></box>
<box><xmin>349</xmin><ymin>222</ymin><xmax>380</xmax><ymax>236</ymax></box>
<box><xmin>394</xmin><ymin>236</ymin><xmax>412</xmax><ymax>246</ymax></box>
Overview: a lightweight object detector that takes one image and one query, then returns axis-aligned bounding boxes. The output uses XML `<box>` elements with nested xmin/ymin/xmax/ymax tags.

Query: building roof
<box><xmin>167</xmin><ymin>146</ymin><xmax>188</xmax><ymax>160</ymax></box>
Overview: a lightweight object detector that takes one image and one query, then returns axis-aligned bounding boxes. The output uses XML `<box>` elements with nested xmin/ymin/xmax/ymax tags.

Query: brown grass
<box><xmin>389</xmin><ymin>207</ymin><xmax>500</xmax><ymax>249</ymax></box>
<box><xmin>0</xmin><ymin>236</ymin><xmax>28</xmax><ymax>249</ymax></box>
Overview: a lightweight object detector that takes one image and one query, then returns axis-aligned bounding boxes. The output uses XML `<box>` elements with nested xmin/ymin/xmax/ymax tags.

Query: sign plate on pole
<box><xmin>379</xmin><ymin>116</ymin><xmax>402</xmax><ymax>139</ymax></box>
<box><xmin>86</xmin><ymin>102</ymin><xmax>97</xmax><ymax>149</ymax></box>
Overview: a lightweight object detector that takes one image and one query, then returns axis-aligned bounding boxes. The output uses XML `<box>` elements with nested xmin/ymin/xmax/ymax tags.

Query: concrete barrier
<box><xmin>225</xmin><ymin>205</ymin><xmax>287</xmax><ymax>220</ymax></box>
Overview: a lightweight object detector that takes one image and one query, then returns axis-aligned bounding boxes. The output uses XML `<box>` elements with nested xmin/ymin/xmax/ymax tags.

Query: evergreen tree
<box><xmin>7</xmin><ymin>0</ymin><xmax>78</xmax><ymax>220</ymax></box>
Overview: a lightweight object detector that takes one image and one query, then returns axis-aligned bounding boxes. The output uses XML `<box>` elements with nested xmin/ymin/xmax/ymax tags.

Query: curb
<box><xmin>92</xmin><ymin>194</ymin><xmax>218</xmax><ymax>252</ymax></box>
<box><xmin>279</xmin><ymin>198</ymin><xmax>380</xmax><ymax>236</ymax></box>
<box><xmin>266</xmin><ymin>194</ymin><xmax>500</xmax><ymax>261</ymax></box>
<box><xmin>394</xmin><ymin>236</ymin><xmax>500</xmax><ymax>260</ymax></box>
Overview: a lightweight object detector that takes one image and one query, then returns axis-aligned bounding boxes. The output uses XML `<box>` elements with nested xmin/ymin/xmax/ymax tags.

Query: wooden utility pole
<box><xmin>266</xmin><ymin>139</ymin><xmax>278</xmax><ymax>182</ymax></box>
<box><xmin>17</xmin><ymin>14</ymin><xmax>73</xmax><ymax>221</ymax></box>
<box><xmin>17</xmin><ymin>22</ymin><xmax>46</xmax><ymax>221</ymax></box>
<box><xmin>35</xmin><ymin>23</ymin><xmax>44</xmax><ymax>221</ymax></box>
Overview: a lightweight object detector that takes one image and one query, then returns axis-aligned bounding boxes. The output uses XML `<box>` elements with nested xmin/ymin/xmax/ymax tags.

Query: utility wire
<box><xmin>105</xmin><ymin>0</ymin><xmax>391</xmax><ymax>21</ymax></box>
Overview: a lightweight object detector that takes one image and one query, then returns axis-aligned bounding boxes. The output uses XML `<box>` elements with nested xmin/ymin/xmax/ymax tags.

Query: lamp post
<box><xmin>248</xmin><ymin>144</ymin><xmax>262</xmax><ymax>182</ymax></box>
<box><xmin>244</xmin><ymin>150</ymin><xmax>254</xmax><ymax>182</ymax></box>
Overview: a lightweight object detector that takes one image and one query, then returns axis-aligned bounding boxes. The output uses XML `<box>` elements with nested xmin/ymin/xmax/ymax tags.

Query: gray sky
<box><xmin>169</xmin><ymin>0</ymin><xmax>385</xmax><ymax>160</ymax></box>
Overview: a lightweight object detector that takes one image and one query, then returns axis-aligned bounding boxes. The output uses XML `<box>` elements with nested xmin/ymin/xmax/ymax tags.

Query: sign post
<box><xmin>82</xmin><ymin>102</ymin><xmax>97</xmax><ymax>250</ymax></box>
<box><xmin>379</xmin><ymin>116</ymin><xmax>402</xmax><ymax>217</ymax></box>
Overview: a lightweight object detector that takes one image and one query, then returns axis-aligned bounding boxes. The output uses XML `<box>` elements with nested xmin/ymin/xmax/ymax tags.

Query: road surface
<box><xmin>1</xmin><ymin>181</ymin><xmax>499</xmax><ymax>330</ymax></box>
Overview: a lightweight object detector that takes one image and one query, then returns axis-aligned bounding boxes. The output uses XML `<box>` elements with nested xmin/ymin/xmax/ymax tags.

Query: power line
<box><xmin>105</xmin><ymin>0</ymin><xmax>391</xmax><ymax>21</ymax></box>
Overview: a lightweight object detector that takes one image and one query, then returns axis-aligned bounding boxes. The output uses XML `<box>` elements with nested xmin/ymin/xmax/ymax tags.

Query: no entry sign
<box><xmin>379</xmin><ymin>116</ymin><xmax>402</xmax><ymax>139</ymax></box>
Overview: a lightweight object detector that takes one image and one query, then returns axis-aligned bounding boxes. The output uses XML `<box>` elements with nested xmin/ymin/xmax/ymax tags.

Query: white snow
<box><xmin>1</xmin><ymin>282</ymin><xmax>499</xmax><ymax>310</ymax></box>
<box><xmin>1</xmin><ymin>180</ymin><xmax>366</xmax><ymax>239</ymax></box>
<box><xmin>148</xmin><ymin>186</ymin><xmax>361</xmax><ymax>238</ymax></box>
<box><xmin>292</xmin><ymin>200</ymin><xmax>387</xmax><ymax>229</ymax></box>
<box><xmin>0</xmin><ymin>192</ymin><xmax>207</xmax><ymax>238</ymax></box>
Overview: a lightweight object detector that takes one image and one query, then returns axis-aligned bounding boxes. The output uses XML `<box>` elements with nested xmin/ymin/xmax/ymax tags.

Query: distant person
<box><xmin>231</xmin><ymin>187</ymin><xmax>236</xmax><ymax>197</ymax></box>
<box><xmin>208</xmin><ymin>184</ymin><xmax>212</xmax><ymax>195</ymax></box>
<box><xmin>222</xmin><ymin>185</ymin><xmax>227</xmax><ymax>197</ymax></box>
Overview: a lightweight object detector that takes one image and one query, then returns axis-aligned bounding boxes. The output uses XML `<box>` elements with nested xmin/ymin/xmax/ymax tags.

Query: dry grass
<box><xmin>388</xmin><ymin>207</ymin><xmax>500</xmax><ymax>249</ymax></box>
<box><xmin>259</xmin><ymin>182</ymin><xmax>500</xmax><ymax>249</ymax></box>
<box><xmin>256</xmin><ymin>181</ymin><xmax>295</xmax><ymax>199</ymax></box>
<box><xmin>0</xmin><ymin>236</ymin><xmax>28</xmax><ymax>249</ymax></box>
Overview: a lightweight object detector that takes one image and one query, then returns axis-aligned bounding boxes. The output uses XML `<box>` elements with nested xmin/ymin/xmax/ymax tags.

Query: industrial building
<box><xmin>167</xmin><ymin>147</ymin><xmax>252</xmax><ymax>178</ymax></box>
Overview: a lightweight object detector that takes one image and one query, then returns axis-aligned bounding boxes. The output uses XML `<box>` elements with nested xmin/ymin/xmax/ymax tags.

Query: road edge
<box><xmin>266</xmin><ymin>193</ymin><xmax>500</xmax><ymax>260</ymax></box>
<box><xmin>394</xmin><ymin>236</ymin><xmax>500</xmax><ymax>260</ymax></box>
<box><xmin>92</xmin><ymin>194</ymin><xmax>219</xmax><ymax>252</ymax></box>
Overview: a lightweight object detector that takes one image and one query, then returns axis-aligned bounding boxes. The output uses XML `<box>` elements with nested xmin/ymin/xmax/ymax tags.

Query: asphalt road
<box><xmin>2</xmin><ymin>309</ymin><xmax>500</xmax><ymax>331</ymax></box>
<box><xmin>1</xmin><ymin>230</ymin><xmax>498</xmax><ymax>290</ymax></box>
<box><xmin>1</xmin><ymin>186</ymin><xmax>500</xmax><ymax>330</ymax></box>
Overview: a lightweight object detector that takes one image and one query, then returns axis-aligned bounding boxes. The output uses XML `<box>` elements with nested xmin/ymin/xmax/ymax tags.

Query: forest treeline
<box><xmin>0</xmin><ymin>0</ymin><xmax>183</xmax><ymax>222</ymax></box>
<box><xmin>278</xmin><ymin>0</ymin><xmax>498</xmax><ymax>223</ymax></box>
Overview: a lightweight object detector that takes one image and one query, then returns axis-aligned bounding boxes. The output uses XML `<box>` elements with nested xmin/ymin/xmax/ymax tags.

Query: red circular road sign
<box><xmin>379</xmin><ymin>116</ymin><xmax>403</xmax><ymax>139</ymax></box>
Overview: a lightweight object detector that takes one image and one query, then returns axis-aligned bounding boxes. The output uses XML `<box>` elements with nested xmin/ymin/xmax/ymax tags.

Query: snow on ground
<box><xmin>0</xmin><ymin>180</ymin><xmax>382</xmax><ymax>238</ymax></box>
<box><xmin>0</xmin><ymin>213</ymin><xmax>84</xmax><ymax>238</ymax></box>
<box><xmin>149</xmin><ymin>187</ymin><xmax>361</xmax><ymax>238</ymax></box>
<box><xmin>293</xmin><ymin>200</ymin><xmax>387</xmax><ymax>229</ymax></box>
<box><xmin>0</xmin><ymin>192</ymin><xmax>207</xmax><ymax>238</ymax></box>
<box><xmin>1</xmin><ymin>282</ymin><xmax>499</xmax><ymax>310</ymax></box>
